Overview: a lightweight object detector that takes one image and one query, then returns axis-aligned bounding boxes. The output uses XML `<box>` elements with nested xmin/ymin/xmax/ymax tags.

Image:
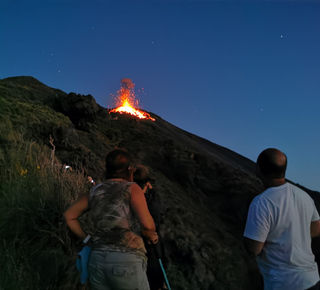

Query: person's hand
<box><xmin>142</xmin><ymin>182</ymin><xmax>153</xmax><ymax>194</ymax></box>
<box><xmin>148</xmin><ymin>232</ymin><xmax>158</xmax><ymax>245</ymax></box>
<box><xmin>146</xmin><ymin>182</ymin><xmax>153</xmax><ymax>190</ymax></box>
<box><xmin>83</xmin><ymin>238</ymin><xmax>94</xmax><ymax>248</ymax></box>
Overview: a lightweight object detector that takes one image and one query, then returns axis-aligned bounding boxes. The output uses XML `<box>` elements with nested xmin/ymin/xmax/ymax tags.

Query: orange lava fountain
<box><xmin>110</xmin><ymin>78</ymin><xmax>155</xmax><ymax>121</ymax></box>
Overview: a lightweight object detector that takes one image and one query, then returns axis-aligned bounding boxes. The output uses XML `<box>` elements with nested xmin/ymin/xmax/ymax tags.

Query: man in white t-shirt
<box><xmin>244</xmin><ymin>148</ymin><xmax>320</xmax><ymax>290</ymax></box>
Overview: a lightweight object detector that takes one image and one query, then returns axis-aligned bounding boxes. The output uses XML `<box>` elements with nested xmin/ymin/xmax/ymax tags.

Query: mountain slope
<box><xmin>1</xmin><ymin>76</ymin><xmax>318</xmax><ymax>290</ymax></box>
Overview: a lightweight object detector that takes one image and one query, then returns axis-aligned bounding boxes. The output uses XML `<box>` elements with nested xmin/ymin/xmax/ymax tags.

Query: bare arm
<box><xmin>311</xmin><ymin>220</ymin><xmax>320</xmax><ymax>238</ymax></box>
<box><xmin>64</xmin><ymin>194</ymin><xmax>89</xmax><ymax>240</ymax></box>
<box><xmin>244</xmin><ymin>237</ymin><xmax>264</xmax><ymax>256</ymax></box>
<box><xmin>130</xmin><ymin>183</ymin><xmax>158</xmax><ymax>244</ymax></box>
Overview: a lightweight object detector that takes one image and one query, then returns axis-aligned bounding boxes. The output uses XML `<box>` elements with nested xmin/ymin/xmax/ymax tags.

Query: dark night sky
<box><xmin>1</xmin><ymin>0</ymin><xmax>320</xmax><ymax>191</ymax></box>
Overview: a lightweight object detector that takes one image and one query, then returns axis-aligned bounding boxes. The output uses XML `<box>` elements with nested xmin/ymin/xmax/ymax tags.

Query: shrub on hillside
<box><xmin>0</xmin><ymin>140</ymin><xmax>91</xmax><ymax>289</ymax></box>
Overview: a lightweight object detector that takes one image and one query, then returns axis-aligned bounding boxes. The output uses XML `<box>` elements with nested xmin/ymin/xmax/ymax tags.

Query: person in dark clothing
<box><xmin>134</xmin><ymin>165</ymin><xmax>167</xmax><ymax>290</ymax></box>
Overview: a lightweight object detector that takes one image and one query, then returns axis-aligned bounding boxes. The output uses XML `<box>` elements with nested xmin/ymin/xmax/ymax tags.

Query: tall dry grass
<box><xmin>0</xmin><ymin>138</ymin><xmax>91</xmax><ymax>290</ymax></box>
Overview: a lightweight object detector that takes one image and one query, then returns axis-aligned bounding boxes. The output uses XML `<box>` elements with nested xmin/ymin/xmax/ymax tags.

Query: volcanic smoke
<box><xmin>110</xmin><ymin>79</ymin><xmax>155</xmax><ymax>121</ymax></box>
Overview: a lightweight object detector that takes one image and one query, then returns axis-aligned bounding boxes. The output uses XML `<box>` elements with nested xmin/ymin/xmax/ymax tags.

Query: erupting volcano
<box><xmin>110</xmin><ymin>78</ymin><xmax>155</xmax><ymax>121</ymax></box>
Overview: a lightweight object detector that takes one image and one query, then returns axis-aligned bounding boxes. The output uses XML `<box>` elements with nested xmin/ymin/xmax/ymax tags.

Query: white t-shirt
<box><xmin>244</xmin><ymin>183</ymin><xmax>320</xmax><ymax>290</ymax></box>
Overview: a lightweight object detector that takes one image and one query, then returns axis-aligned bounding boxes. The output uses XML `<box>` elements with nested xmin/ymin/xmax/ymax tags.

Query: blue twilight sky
<box><xmin>1</xmin><ymin>1</ymin><xmax>319</xmax><ymax>191</ymax></box>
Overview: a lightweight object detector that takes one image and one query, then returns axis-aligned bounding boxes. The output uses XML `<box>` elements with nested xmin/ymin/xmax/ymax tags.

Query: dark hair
<box><xmin>105</xmin><ymin>149</ymin><xmax>131</xmax><ymax>179</ymax></box>
<box><xmin>133</xmin><ymin>165</ymin><xmax>150</xmax><ymax>189</ymax></box>
<box><xmin>257</xmin><ymin>148</ymin><xmax>287</xmax><ymax>178</ymax></box>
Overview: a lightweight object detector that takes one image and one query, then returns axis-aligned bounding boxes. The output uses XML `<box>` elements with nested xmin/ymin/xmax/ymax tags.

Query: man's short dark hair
<box><xmin>257</xmin><ymin>148</ymin><xmax>287</xmax><ymax>178</ymax></box>
<box><xmin>105</xmin><ymin>149</ymin><xmax>131</xmax><ymax>178</ymax></box>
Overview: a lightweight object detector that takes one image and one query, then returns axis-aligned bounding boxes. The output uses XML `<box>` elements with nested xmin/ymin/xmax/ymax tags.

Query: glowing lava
<box><xmin>110</xmin><ymin>78</ymin><xmax>155</xmax><ymax>121</ymax></box>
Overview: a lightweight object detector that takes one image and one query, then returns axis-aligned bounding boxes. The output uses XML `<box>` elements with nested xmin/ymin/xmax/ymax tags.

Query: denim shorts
<box><xmin>88</xmin><ymin>250</ymin><xmax>150</xmax><ymax>290</ymax></box>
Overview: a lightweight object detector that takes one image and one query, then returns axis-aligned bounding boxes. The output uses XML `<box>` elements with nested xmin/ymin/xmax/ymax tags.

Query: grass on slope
<box><xmin>0</xmin><ymin>137</ymin><xmax>91</xmax><ymax>290</ymax></box>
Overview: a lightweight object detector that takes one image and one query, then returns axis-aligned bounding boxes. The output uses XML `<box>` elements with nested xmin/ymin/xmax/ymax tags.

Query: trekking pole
<box><xmin>154</xmin><ymin>242</ymin><xmax>171</xmax><ymax>290</ymax></box>
<box><xmin>158</xmin><ymin>257</ymin><xmax>171</xmax><ymax>290</ymax></box>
